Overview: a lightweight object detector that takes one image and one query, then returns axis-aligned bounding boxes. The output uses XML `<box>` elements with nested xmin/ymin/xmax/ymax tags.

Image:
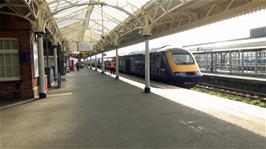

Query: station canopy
<box><xmin>40</xmin><ymin>0</ymin><xmax>266</xmax><ymax>54</ymax></box>
<box><xmin>45</xmin><ymin>0</ymin><xmax>150</xmax><ymax>52</ymax></box>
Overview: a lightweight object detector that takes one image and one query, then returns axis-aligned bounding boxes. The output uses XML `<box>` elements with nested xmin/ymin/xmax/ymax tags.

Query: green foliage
<box><xmin>192</xmin><ymin>87</ymin><xmax>266</xmax><ymax>108</ymax></box>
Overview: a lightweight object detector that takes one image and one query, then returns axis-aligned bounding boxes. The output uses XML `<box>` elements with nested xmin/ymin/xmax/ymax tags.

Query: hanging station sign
<box><xmin>77</xmin><ymin>42</ymin><xmax>93</xmax><ymax>51</ymax></box>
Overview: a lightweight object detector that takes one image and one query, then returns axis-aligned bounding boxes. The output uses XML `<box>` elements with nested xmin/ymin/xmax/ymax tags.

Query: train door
<box><xmin>150</xmin><ymin>53</ymin><xmax>157</xmax><ymax>76</ymax></box>
<box><xmin>119</xmin><ymin>57</ymin><xmax>125</xmax><ymax>72</ymax></box>
<box><xmin>125</xmin><ymin>58</ymin><xmax>131</xmax><ymax>72</ymax></box>
<box><xmin>160</xmin><ymin>53</ymin><xmax>170</xmax><ymax>78</ymax></box>
<box><xmin>156</xmin><ymin>53</ymin><xmax>161</xmax><ymax>76</ymax></box>
<box><xmin>150</xmin><ymin>53</ymin><xmax>161</xmax><ymax>77</ymax></box>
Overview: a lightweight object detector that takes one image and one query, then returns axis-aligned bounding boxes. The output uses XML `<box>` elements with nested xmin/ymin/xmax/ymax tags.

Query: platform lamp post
<box><xmin>36</xmin><ymin>32</ymin><xmax>47</xmax><ymax>98</ymax></box>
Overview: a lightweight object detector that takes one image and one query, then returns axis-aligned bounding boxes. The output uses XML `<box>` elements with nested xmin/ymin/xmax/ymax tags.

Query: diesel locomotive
<box><xmin>118</xmin><ymin>46</ymin><xmax>202</xmax><ymax>87</ymax></box>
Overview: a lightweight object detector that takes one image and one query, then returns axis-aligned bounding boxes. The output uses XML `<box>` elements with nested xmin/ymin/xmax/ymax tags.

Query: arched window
<box><xmin>0</xmin><ymin>38</ymin><xmax>20</xmax><ymax>81</ymax></box>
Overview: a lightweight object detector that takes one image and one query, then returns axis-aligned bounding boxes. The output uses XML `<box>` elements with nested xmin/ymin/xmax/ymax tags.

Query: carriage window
<box><xmin>172</xmin><ymin>53</ymin><xmax>194</xmax><ymax>64</ymax></box>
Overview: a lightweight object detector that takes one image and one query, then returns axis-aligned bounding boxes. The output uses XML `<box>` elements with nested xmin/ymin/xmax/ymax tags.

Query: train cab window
<box><xmin>172</xmin><ymin>53</ymin><xmax>194</xmax><ymax>65</ymax></box>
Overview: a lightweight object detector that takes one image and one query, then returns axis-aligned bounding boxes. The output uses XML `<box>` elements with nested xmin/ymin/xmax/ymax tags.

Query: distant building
<box><xmin>250</xmin><ymin>26</ymin><xmax>266</xmax><ymax>38</ymax></box>
<box><xmin>184</xmin><ymin>27</ymin><xmax>266</xmax><ymax>52</ymax></box>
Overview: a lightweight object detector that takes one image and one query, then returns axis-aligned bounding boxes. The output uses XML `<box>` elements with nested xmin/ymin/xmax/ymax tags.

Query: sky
<box><xmin>91</xmin><ymin>9</ymin><xmax>266</xmax><ymax>58</ymax></box>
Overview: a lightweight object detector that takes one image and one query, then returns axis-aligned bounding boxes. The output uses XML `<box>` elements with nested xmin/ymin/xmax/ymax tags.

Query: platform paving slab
<box><xmin>1</xmin><ymin>69</ymin><xmax>265</xmax><ymax>148</ymax></box>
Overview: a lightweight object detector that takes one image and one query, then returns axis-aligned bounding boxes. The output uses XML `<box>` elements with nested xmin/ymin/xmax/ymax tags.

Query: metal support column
<box><xmin>229</xmin><ymin>51</ymin><xmax>232</xmax><ymax>73</ymax></box>
<box><xmin>210</xmin><ymin>51</ymin><xmax>213</xmax><ymax>72</ymax></box>
<box><xmin>255</xmin><ymin>51</ymin><xmax>258</xmax><ymax>74</ymax></box>
<box><xmin>36</xmin><ymin>32</ymin><xmax>46</xmax><ymax>98</ymax></box>
<box><xmin>241</xmin><ymin>51</ymin><xmax>244</xmax><ymax>73</ymax></box>
<box><xmin>238</xmin><ymin>50</ymin><xmax>241</xmax><ymax>70</ymax></box>
<box><xmin>144</xmin><ymin>36</ymin><xmax>150</xmax><ymax>93</ymax></box>
<box><xmin>95</xmin><ymin>54</ymin><xmax>97</xmax><ymax>71</ymax></box>
<box><xmin>45</xmin><ymin>39</ymin><xmax>49</xmax><ymax>67</ymax></box>
<box><xmin>115</xmin><ymin>47</ymin><xmax>119</xmax><ymax>80</ymax></box>
<box><xmin>205</xmin><ymin>54</ymin><xmax>208</xmax><ymax>70</ymax></box>
<box><xmin>53</xmin><ymin>43</ymin><xmax>58</xmax><ymax>75</ymax></box>
<box><xmin>220</xmin><ymin>53</ymin><xmax>223</xmax><ymax>71</ymax></box>
<box><xmin>101</xmin><ymin>51</ymin><xmax>104</xmax><ymax>74</ymax></box>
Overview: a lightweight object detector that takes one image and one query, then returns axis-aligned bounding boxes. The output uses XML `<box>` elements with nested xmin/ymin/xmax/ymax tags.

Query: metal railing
<box><xmin>193</xmin><ymin>48</ymin><xmax>266</xmax><ymax>76</ymax></box>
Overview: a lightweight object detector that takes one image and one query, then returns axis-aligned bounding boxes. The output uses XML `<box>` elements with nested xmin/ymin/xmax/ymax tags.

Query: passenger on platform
<box><xmin>110</xmin><ymin>60</ymin><xmax>115</xmax><ymax>74</ymax></box>
<box><xmin>76</xmin><ymin>62</ymin><xmax>80</xmax><ymax>71</ymax></box>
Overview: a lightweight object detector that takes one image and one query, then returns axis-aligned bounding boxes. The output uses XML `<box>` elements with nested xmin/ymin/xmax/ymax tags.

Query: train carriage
<box><xmin>119</xmin><ymin>45</ymin><xmax>202</xmax><ymax>87</ymax></box>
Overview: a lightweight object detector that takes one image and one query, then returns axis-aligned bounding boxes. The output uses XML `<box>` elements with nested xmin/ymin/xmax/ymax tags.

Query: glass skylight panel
<box><xmin>54</xmin><ymin>6</ymin><xmax>87</xmax><ymax>18</ymax></box>
<box><xmin>57</xmin><ymin>2</ymin><xmax>70</xmax><ymax>10</ymax></box>
<box><xmin>58</xmin><ymin>19</ymin><xmax>81</xmax><ymax>29</ymax></box>
<box><xmin>115</xmin><ymin>1</ymin><xmax>137</xmax><ymax>13</ymax></box>
<box><xmin>63</xmin><ymin>21</ymin><xmax>84</xmax><ymax>29</ymax></box>
<box><xmin>103</xmin><ymin>21</ymin><xmax>117</xmax><ymax>31</ymax></box>
<box><xmin>49</xmin><ymin>3</ymin><xmax>57</xmax><ymax>9</ymax></box>
<box><xmin>65</xmin><ymin>33</ymin><xmax>79</xmax><ymax>40</ymax></box>
<box><xmin>103</xmin><ymin>0</ymin><xmax>118</xmax><ymax>6</ymax></box>
<box><xmin>104</xmin><ymin>7</ymin><xmax>128</xmax><ymax>21</ymax></box>
<box><xmin>104</xmin><ymin>18</ymin><xmax>119</xmax><ymax>26</ymax></box>
<box><xmin>56</xmin><ymin>10</ymin><xmax>86</xmax><ymax>22</ymax></box>
<box><xmin>92</xmin><ymin>29</ymin><xmax>102</xmax><ymax>36</ymax></box>
<box><xmin>77</xmin><ymin>11</ymin><xmax>86</xmax><ymax>19</ymax></box>
<box><xmin>91</xmin><ymin>5</ymin><xmax>101</xmax><ymax>16</ymax></box>
<box><xmin>62</xmin><ymin>29</ymin><xmax>78</xmax><ymax>36</ymax></box>
<box><xmin>88</xmin><ymin>21</ymin><xmax>100</xmax><ymax>32</ymax></box>
<box><xmin>129</xmin><ymin>0</ymin><xmax>149</xmax><ymax>8</ymax></box>
<box><xmin>55</xmin><ymin>13</ymin><xmax>79</xmax><ymax>22</ymax></box>
<box><xmin>46</xmin><ymin>0</ymin><xmax>151</xmax><ymax>50</ymax></box>
<box><xmin>62</xmin><ymin>26</ymin><xmax>83</xmax><ymax>35</ymax></box>
<box><xmin>46</xmin><ymin>0</ymin><xmax>56</xmax><ymax>4</ymax></box>
<box><xmin>78</xmin><ymin>0</ymin><xmax>89</xmax><ymax>4</ymax></box>
<box><xmin>84</xmin><ymin>31</ymin><xmax>101</xmax><ymax>40</ymax></box>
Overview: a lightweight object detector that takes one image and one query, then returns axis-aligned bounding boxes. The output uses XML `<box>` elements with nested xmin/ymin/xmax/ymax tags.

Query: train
<box><xmin>93</xmin><ymin>45</ymin><xmax>202</xmax><ymax>88</ymax></box>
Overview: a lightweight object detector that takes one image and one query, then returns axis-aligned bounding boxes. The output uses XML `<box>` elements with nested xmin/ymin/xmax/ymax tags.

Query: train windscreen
<box><xmin>172</xmin><ymin>53</ymin><xmax>195</xmax><ymax>64</ymax></box>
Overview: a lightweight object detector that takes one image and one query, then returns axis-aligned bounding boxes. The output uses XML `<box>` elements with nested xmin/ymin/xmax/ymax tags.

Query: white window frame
<box><xmin>0</xmin><ymin>38</ymin><xmax>20</xmax><ymax>81</ymax></box>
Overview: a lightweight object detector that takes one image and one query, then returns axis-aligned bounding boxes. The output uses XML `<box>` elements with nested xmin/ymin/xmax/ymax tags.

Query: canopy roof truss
<box><xmin>44</xmin><ymin>0</ymin><xmax>150</xmax><ymax>52</ymax></box>
<box><xmin>0</xmin><ymin>0</ymin><xmax>63</xmax><ymax>44</ymax></box>
<box><xmin>103</xmin><ymin>0</ymin><xmax>266</xmax><ymax>52</ymax></box>
<box><xmin>0</xmin><ymin>0</ymin><xmax>265</xmax><ymax>54</ymax></box>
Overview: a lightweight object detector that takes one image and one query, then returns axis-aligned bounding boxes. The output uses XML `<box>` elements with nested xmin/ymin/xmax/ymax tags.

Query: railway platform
<box><xmin>1</xmin><ymin>68</ymin><xmax>266</xmax><ymax>148</ymax></box>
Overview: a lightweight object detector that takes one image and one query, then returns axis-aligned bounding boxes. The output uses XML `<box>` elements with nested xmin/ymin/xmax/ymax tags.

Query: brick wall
<box><xmin>0</xmin><ymin>14</ymin><xmax>36</xmax><ymax>100</ymax></box>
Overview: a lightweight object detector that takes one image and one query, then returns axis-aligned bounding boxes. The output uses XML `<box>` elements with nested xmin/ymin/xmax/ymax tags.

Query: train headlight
<box><xmin>195</xmin><ymin>71</ymin><xmax>202</xmax><ymax>76</ymax></box>
<box><xmin>175</xmin><ymin>72</ymin><xmax>186</xmax><ymax>76</ymax></box>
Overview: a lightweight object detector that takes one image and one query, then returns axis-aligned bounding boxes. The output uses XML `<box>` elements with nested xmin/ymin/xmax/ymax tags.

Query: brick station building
<box><xmin>0</xmin><ymin>14</ymin><xmax>65</xmax><ymax>100</ymax></box>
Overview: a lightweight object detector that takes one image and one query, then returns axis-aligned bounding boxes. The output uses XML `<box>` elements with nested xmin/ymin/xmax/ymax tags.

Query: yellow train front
<box><xmin>119</xmin><ymin>46</ymin><xmax>202</xmax><ymax>88</ymax></box>
<box><xmin>162</xmin><ymin>47</ymin><xmax>202</xmax><ymax>87</ymax></box>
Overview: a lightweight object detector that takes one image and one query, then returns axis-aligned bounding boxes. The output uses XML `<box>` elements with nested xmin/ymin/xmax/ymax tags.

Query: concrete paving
<box><xmin>1</xmin><ymin>69</ymin><xmax>265</xmax><ymax>148</ymax></box>
<box><xmin>114</xmin><ymin>71</ymin><xmax>266</xmax><ymax>137</ymax></box>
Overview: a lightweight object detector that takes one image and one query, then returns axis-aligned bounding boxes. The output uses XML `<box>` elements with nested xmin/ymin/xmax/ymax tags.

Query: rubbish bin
<box><xmin>45</xmin><ymin>67</ymin><xmax>52</xmax><ymax>88</ymax></box>
<box><xmin>44</xmin><ymin>75</ymin><xmax>48</xmax><ymax>92</ymax></box>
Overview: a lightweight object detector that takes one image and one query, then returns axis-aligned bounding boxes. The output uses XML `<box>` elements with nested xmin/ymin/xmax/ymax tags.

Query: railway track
<box><xmin>195</xmin><ymin>83</ymin><xmax>266</xmax><ymax>101</ymax></box>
